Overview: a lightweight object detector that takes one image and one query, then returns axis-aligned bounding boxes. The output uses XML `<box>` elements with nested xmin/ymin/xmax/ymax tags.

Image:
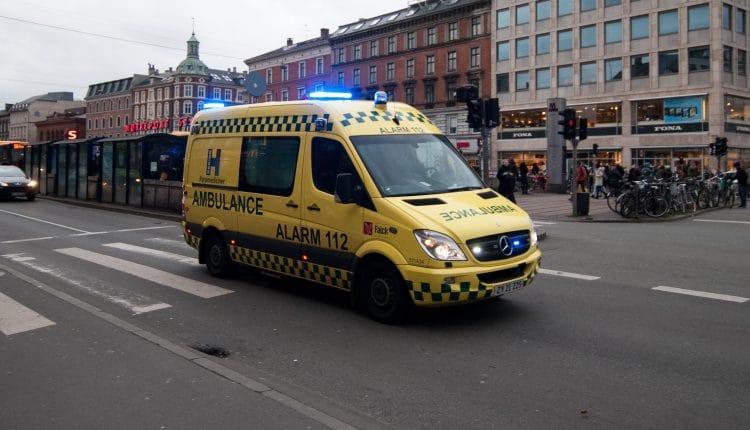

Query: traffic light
<box><xmin>579</xmin><ymin>117</ymin><xmax>588</xmax><ymax>141</ymax></box>
<box><xmin>709</xmin><ymin>142</ymin><xmax>715</xmax><ymax>156</ymax></box>
<box><xmin>557</xmin><ymin>108</ymin><xmax>576</xmax><ymax>140</ymax></box>
<box><xmin>466</xmin><ymin>99</ymin><xmax>484</xmax><ymax>131</ymax></box>
<box><xmin>484</xmin><ymin>98</ymin><xmax>499</xmax><ymax>128</ymax></box>
<box><xmin>455</xmin><ymin>85</ymin><xmax>478</xmax><ymax>103</ymax></box>
<box><xmin>592</xmin><ymin>143</ymin><xmax>599</xmax><ymax>155</ymax></box>
<box><xmin>716</xmin><ymin>137</ymin><xmax>728</xmax><ymax>156</ymax></box>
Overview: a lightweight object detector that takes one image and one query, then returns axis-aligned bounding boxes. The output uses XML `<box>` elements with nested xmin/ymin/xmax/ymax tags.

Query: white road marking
<box><xmin>538</xmin><ymin>268</ymin><xmax>600</xmax><ymax>281</ymax></box>
<box><xmin>55</xmin><ymin>247</ymin><xmax>232</xmax><ymax>299</ymax></box>
<box><xmin>1</xmin><ymin>236</ymin><xmax>57</xmax><ymax>244</ymax></box>
<box><xmin>0</xmin><ymin>209</ymin><xmax>89</xmax><ymax>233</ymax></box>
<box><xmin>694</xmin><ymin>219</ymin><xmax>750</xmax><ymax>225</ymax></box>
<box><xmin>70</xmin><ymin>226</ymin><xmax>175</xmax><ymax>237</ymax></box>
<box><xmin>103</xmin><ymin>242</ymin><xmax>199</xmax><ymax>266</ymax></box>
<box><xmin>0</xmin><ymin>291</ymin><xmax>55</xmax><ymax>335</ymax></box>
<box><xmin>653</xmin><ymin>286</ymin><xmax>749</xmax><ymax>303</ymax></box>
<box><xmin>2</xmin><ymin>253</ymin><xmax>172</xmax><ymax>315</ymax></box>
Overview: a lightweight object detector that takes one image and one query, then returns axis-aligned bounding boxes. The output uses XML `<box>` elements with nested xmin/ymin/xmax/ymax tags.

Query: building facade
<box><xmin>35</xmin><ymin>107</ymin><xmax>87</xmax><ymax>142</ymax></box>
<box><xmin>492</xmin><ymin>0</ymin><xmax>750</xmax><ymax>175</ymax></box>
<box><xmin>85</xmin><ymin>76</ymin><xmax>135</xmax><ymax>139</ymax></box>
<box><xmin>8</xmin><ymin>92</ymin><xmax>85</xmax><ymax>144</ymax></box>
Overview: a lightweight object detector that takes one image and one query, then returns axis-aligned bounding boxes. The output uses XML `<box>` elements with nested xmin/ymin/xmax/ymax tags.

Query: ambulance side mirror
<box><xmin>334</xmin><ymin>173</ymin><xmax>355</xmax><ymax>204</ymax></box>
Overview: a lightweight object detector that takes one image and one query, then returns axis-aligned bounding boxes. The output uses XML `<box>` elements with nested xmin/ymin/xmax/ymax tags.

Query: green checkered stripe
<box><xmin>340</xmin><ymin>110</ymin><xmax>433</xmax><ymax>127</ymax></box>
<box><xmin>192</xmin><ymin>114</ymin><xmax>332</xmax><ymax>135</ymax></box>
<box><xmin>229</xmin><ymin>245</ymin><xmax>352</xmax><ymax>291</ymax></box>
<box><xmin>405</xmin><ymin>265</ymin><xmax>539</xmax><ymax>304</ymax></box>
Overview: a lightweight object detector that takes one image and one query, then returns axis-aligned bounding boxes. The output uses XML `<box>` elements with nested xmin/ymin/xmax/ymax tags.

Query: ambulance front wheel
<box><xmin>205</xmin><ymin>232</ymin><xmax>236</xmax><ymax>278</ymax></box>
<box><xmin>359</xmin><ymin>261</ymin><xmax>410</xmax><ymax>324</ymax></box>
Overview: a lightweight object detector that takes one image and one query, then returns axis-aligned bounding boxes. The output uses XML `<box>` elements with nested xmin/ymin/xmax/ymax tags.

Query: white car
<box><xmin>0</xmin><ymin>165</ymin><xmax>38</xmax><ymax>201</ymax></box>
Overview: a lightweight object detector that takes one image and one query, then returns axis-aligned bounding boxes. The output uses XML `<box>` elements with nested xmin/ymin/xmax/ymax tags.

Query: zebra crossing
<box><xmin>0</xmin><ymin>237</ymin><xmax>228</xmax><ymax>336</ymax></box>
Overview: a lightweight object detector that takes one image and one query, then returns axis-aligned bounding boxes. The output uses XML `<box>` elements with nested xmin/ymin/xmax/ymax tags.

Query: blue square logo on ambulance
<box><xmin>206</xmin><ymin>149</ymin><xmax>221</xmax><ymax>176</ymax></box>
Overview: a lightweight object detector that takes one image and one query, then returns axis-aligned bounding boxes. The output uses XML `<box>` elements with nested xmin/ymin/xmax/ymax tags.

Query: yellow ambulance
<box><xmin>182</xmin><ymin>92</ymin><xmax>541</xmax><ymax>322</ymax></box>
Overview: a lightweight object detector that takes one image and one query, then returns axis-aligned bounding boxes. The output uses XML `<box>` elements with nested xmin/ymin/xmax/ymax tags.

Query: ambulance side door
<box><xmin>300</xmin><ymin>136</ymin><xmax>366</xmax><ymax>283</ymax></box>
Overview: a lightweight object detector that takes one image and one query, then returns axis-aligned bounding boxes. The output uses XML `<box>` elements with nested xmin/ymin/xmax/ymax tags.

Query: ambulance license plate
<box><xmin>492</xmin><ymin>279</ymin><xmax>525</xmax><ymax>296</ymax></box>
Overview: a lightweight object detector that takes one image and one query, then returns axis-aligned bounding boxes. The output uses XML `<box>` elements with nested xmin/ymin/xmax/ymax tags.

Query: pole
<box><xmin>481</xmin><ymin>124</ymin><xmax>490</xmax><ymax>184</ymax></box>
<box><xmin>571</xmin><ymin>137</ymin><xmax>578</xmax><ymax>216</ymax></box>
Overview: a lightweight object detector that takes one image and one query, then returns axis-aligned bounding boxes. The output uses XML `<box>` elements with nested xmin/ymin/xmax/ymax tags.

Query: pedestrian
<box><xmin>496</xmin><ymin>158</ymin><xmax>517</xmax><ymax>203</ymax></box>
<box><xmin>592</xmin><ymin>163</ymin><xmax>605</xmax><ymax>198</ymax></box>
<box><xmin>519</xmin><ymin>162</ymin><xmax>529</xmax><ymax>194</ymax></box>
<box><xmin>575</xmin><ymin>161</ymin><xmax>588</xmax><ymax>192</ymax></box>
<box><xmin>735</xmin><ymin>161</ymin><xmax>748</xmax><ymax>208</ymax></box>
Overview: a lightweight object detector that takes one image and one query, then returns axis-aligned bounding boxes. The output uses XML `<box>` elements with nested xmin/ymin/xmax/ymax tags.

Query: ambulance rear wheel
<box><xmin>205</xmin><ymin>233</ymin><xmax>235</xmax><ymax>278</ymax></box>
<box><xmin>360</xmin><ymin>261</ymin><xmax>409</xmax><ymax>324</ymax></box>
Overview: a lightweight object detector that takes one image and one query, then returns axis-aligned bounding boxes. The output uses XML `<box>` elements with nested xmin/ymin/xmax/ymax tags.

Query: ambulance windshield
<box><xmin>351</xmin><ymin>134</ymin><xmax>484</xmax><ymax>197</ymax></box>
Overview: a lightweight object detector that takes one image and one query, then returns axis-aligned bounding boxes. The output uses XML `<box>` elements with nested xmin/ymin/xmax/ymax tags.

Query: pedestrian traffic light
<box><xmin>579</xmin><ymin>117</ymin><xmax>588</xmax><ymax>141</ymax></box>
<box><xmin>484</xmin><ymin>98</ymin><xmax>499</xmax><ymax>128</ymax></box>
<box><xmin>557</xmin><ymin>108</ymin><xmax>576</xmax><ymax>140</ymax></box>
<box><xmin>466</xmin><ymin>99</ymin><xmax>484</xmax><ymax>131</ymax></box>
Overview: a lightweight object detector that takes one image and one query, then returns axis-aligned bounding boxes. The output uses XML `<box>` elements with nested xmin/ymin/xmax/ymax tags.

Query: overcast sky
<box><xmin>0</xmin><ymin>0</ymin><xmax>412</xmax><ymax>106</ymax></box>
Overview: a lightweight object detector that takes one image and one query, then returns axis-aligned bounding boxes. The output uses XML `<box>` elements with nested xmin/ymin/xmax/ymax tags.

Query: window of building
<box><xmin>299</xmin><ymin>62</ymin><xmax>306</xmax><ymax>78</ymax></box>
<box><xmin>447</xmin><ymin>51</ymin><xmax>457</xmax><ymax>71</ymax></box>
<box><xmin>197</xmin><ymin>101</ymin><xmax>204</xmax><ymax>111</ymax></box>
<box><xmin>183</xmin><ymin>100</ymin><xmax>192</xmax><ymax>114</ymax></box>
<box><xmin>470</xmin><ymin>47</ymin><xmax>480</xmax><ymax>67</ymax></box>
<box><xmin>352</xmin><ymin>44</ymin><xmax>361</xmax><ymax>61</ymax></box>
<box><xmin>536</xmin><ymin>33</ymin><xmax>550</xmax><ymax>54</ymax></box>
<box><xmin>197</xmin><ymin>86</ymin><xmax>205</xmax><ymax>98</ymax></box>
<box><xmin>516</xmin><ymin>71</ymin><xmax>530</xmax><ymax>90</ymax></box>
<box><xmin>635</xmin><ymin>96</ymin><xmax>705</xmax><ymax>125</ymax></box>
<box><xmin>739</xmin><ymin>49</ymin><xmax>747</xmax><ymax>75</ymax></box>
<box><xmin>386</xmin><ymin>63</ymin><xmax>395</xmax><ymax>81</ymax></box>
<box><xmin>536</xmin><ymin>0</ymin><xmax>551</xmax><ymax>21</ymax></box>
<box><xmin>353</xmin><ymin>69</ymin><xmax>361</xmax><ymax>86</ymax></box>
<box><xmin>558</xmin><ymin>29</ymin><xmax>573</xmax><ymax>51</ymax></box>
<box><xmin>281</xmin><ymin>89</ymin><xmax>288</xmax><ymax>101</ymax></box>
<box><xmin>214</xmin><ymin>88</ymin><xmax>221</xmax><ymax>99</ymax></box>
<box><xmin>581</xmin><ymin>62</ymin><xmax>597</xmax><ymax>84</ymax></box>
<box><xmin>314</xmin><ymin>83</ymin><xmax>324</xmax><ymax>92</ymax></box>
<box><xmin>605</xmin><ymin>0</ymin><xmax>621</xmax><ymax>6</ymax></box>
<box><xmin>406</xmin><ymin>59</ymin><xmax>415</xmax><ymax>77</ymax></box>
<box><xmin>658</xmin><ymin>10</ymin><xmax>678</xmax><ymax>35</ymax></box>
<box><xmin>369</xmin><ymin>65</ymin><xmax>377</xmax><ymax>84</ymax></box>
<box><xmin>580</xmin><ymin>0</ymin><xmax>596</xmax><ymax>12</ymax></box>
<box><xmin>447</xmin><ymin>115</ymin><xmax>458</xmax><ymax>134</ymax></box>
<box><xmin>448</xmin><ymin>22</ymin><xmax>458</xmax><ymax>40</ymax></box>
<box><xmin>224</xmin><ymin>89</ymin><xmax>232</xmax><ymax>101</ymax></box>
<box><xmin>631</xmin><ymin>15</ymin><xmax>649</xmax><ymax>39</ymax></box>
<box><xmin>558</xmin><ymin>0</ymin><xmax>573</xmax><ymax>16</ymax></box>
<box><xmin>297</xmin><ymin>87</ymin><xmax>306</xmax><ymax>100</ymax></box>
<box><xmin>427</xmin><ymin>27</ymin><xmax>437</xmax><ymax>45</ymax></box>
<box><xmin>605</xmin><ymin>20</ymin><xmax>622</xmax><ymax>43</ymax></box>
<box><xmin>406</xmin><ymin>32</ymin><xmax>416</xmax><ymax>50</ymax></box>
<box><xmin>580</xmin><ymin>25</ymin><xmax>596</xmax><ymax>48</ymax></box>
<box><xmin>605</xmin><ymin>58</ymin><xmax>623</xmax><ymax>81</ymax></box>
<box><xmin>316</xmin><ymin>58</ymin><xmax>324</xmax><ymax>74</ymax></box>
<box><xmin>557</xmin><ymin>65</ymin><xmax>574</xmax><ymax>86</ymax></box>
<box><xmin>337</xmin><ymin>71</ymin><xmax>345</xmax><ymax>86</ymax></box>
<box><xmin>446</xmin><ymin>81</ymin><xmax>457</xmax><ymax>105</ymax></box>
<box><xmin>405</xmin><ymin>86</ymin><xmax>414</xmax><ymax>105</ymax></box>
<box><xmin>266</xmin><ymin>69</ymin><xmax>273</xmax><ymax>84</ymax></box>
<box><xmin>388</xmin><ymin>36</ymin><xmax>396</xmax><ymax>54</ymax></box>
<box><xmin>536</xmin><ymin>68</ymin><xmax>550</xmax><ymax>89</ymax></box>
<box><xmin>156</xmin><ymin>103</ymin><xmax>162</xmax><ymax>117</ymax></box>
<box><xmin>426</xmin><ymin>55</ymin><xmax>435</xmax><ymax>75</ymax></box>
<box><xmin>724</xmin><ymin>46</ymin><xmax>733</xmax><ymax>72</ymax></box>
<box><xmin>688</xmin><ymin>4</ymin><xmax>710</xmax><ymax>30</ymax></box>
<box><xmin>631</xmin><ymin>54</ymin><xmax>650</xmax><ymax>78</ymax></box>
<box><xmin>425</xmin><ymin>83</ymin><xmax>435</xmax><ymax>105</ymax></box>
<box><xmin>471</xmin><ymin>16</ymin><xmax>482</xmax><ymax>35</ymax></box>
<box><xmin>240</xmin><ymin>136</ymin><xmax>300</xmax><ymax>197</ymax></box>
<box><xmin>726</xmin><ymin>95</ymin><xmax>750</xmax><ymax>124</ymax></box>
<box><xmin>516</xmin><ymin>37</ymin><xmax>529</xmax><ymax>58</ymax></box>
<box><xmin>688</xmin><ymin>46</ymin><xmax>710</xmax><ymax>72</ymax></box>
<box><xmin>156</xmin><ymin>88</ymin><xmax>162</xmax><ymax>100</ymax></box>
<box><xmin>516</xmin><ymin>4</ymin><xmax>529</xmax><ymax>24</ymax></box>
<box><xmin>497</xmin><ymin>73</ymin><xmax>510</xmax><ymax>93</ymax></box>
<box><xmin>265</xmin><ymin>93</ymin><xmax>272</xmax><ymax>102</ymax></box>
<box><xmin>738</xmin><ymin>9</ymin><xmax>746</xmax><ymax>34</ymax></box>
<box><xmin>281</xmin><ymin>65</ymin><xmax>288</xmax><ymax>81</ymax></box>
<box><xmin>337</xmin><ymin>48</ymin><xmax>346</xmax><ymax>64</ymax></box>
<box><xmin>723</xmin><ymin>4</ymin><xmax>732</xmax><ymax>30</ymax></box>
<box><xmin>497</xmin><ymin>41</ymin><xmax>510</xmax><ymax>60</ymax></box>
<box><xmin>659</xmin><ymin>50</ymin><xmax>679</xmax><ymax>75</ymax></box>
<box><xmin>497</xmin><ymin>9</ymin><xmax>510</xmax><ymax>29</ymax></box>
<box><xmin>370</xmin><ymin>40</ymin><xmax>379</xmax><ymax>57</ymax></box>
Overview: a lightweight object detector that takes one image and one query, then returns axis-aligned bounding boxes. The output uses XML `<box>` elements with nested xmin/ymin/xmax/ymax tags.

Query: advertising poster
<box><xmin>664</xmin><ymin>96</ymin><xmax>702</xmax><ymax>123</ymax></box>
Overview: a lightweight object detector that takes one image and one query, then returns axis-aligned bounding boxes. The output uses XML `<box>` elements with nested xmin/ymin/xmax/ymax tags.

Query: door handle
<box><xmin>306</xmin><ymin>204</ymin><xmax>320</xmax><ymax>211</ymax></box>
<box><xmin>286</xmin><ymin>200</ymin><xmax>299</xmax><ymax>208</ymax></box>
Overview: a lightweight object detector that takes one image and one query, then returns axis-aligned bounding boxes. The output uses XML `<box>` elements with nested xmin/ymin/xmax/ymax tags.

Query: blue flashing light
<box><xmin>374</xmin><ymin>91</ymin><xmax>388</xmax><ymax>105</ymax></box>
<box><xmin>204</xmin><ymin>102</ymin><xmax>226</xmax><ymax>109</ymax></box>
<box><xmin>308</xmin><ymin>91</ymin><xmax>353</xmax><ymax>100</ymax></box>
<box><xmin>513</xmin><ymin>240</ymin><xmax>521</xmax><ymax>246</ymax></box>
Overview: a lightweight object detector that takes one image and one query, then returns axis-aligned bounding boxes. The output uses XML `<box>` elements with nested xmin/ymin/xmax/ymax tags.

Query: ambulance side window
<box><xmin>239</xmin><ymin>136</ymin><xmax>300</xmax><ymax>196</ymax></box>
<box><xmin>311</xmin><ymin>137</ymin><xmax>357</xmax><ymax>194</ymax></box>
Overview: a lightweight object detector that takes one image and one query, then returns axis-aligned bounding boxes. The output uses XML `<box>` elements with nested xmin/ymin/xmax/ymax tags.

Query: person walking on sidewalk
<box><xmin>592</xmin><ymin>163</ymin><xmax>605</xmax><ymax>198</ymax></box>
<box><xmin>497</xmin><ymin>158</ymin><xmax>517</xmax><ymax>203</ymax></box>
<box><xmin>735</xmin><ymin>161</ymin><xmax>748</xmax><ymax>208</ymax></box>
<box><xmin>575</xmin><ymin>161</ymin><xmax>588</xmax><ymax>192</ymax></box>
<box><xmin>519</xmin><ymin>162</ymin><xmax>529</xmax><ymax>194</ymax></box>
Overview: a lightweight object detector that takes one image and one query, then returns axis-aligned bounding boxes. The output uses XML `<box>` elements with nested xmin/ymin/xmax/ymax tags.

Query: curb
<box><xmin>39</xmin><ymin>196</ymin><xmax>182</xmax><ymax>223</ymax></box>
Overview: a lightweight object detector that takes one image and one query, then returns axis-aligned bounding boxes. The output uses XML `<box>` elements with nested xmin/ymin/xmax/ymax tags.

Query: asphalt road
<box><xmin>1</xmin><ymin>198</ymin><xmax>748</xmax><ymax>429</ymax></box>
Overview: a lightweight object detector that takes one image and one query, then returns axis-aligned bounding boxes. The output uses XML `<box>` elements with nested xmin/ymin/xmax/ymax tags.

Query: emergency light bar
<box><xmin>308</xmin><ymin>91</ymin><xmax>353</xmax><ymax>100</ymax></box>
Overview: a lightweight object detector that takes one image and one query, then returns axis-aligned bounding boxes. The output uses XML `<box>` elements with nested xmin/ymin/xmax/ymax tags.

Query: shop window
<box><xmin>501</xmin><ymin>109</ymin><xmax>546</xmax><ymax>130</ymax></box>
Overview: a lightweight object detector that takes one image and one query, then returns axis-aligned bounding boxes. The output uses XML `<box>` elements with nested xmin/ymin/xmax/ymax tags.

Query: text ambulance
<box><xmin>182</xmin><ymin>92</ymin><xmax>541</xmax><ymax>322</ymax></box>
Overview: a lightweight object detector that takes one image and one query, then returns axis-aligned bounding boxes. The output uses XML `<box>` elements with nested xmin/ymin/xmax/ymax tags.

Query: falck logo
<box><xmin>498</xmin><ymin>235</ymin><xmax>513</xmax><ymax>257</ymax></box>
<box><xmin>206</xmin><ymin>149</ymin><xmax>221</xmax><ymax>176</ymax></box>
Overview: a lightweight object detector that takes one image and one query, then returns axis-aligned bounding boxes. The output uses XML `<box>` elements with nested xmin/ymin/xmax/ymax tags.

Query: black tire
<box><xmin>204</xmin><ymin>232</ymin><xmax>236</xmax><ymax>278</ymax></box>
<box><xmin>26</xmin><ymin>194</ymin><xmax>36</xmax><ymax>201</ymax></box>
<box><xmin>358</xmin><ymin>261</ymin><xmax>410</xmax><ymax>324</ymax></box>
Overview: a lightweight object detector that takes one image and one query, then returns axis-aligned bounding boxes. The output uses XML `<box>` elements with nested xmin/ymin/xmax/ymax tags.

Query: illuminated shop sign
<box><xmin>124</xmin><ymin>117</ymin><xmax>192</xmax><ymax>133</ymax></box>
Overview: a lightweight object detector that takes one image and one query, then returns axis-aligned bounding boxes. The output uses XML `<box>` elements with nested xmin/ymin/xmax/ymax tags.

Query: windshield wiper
<box><xmin>446</xmin><ymin>186</ymin><xmax>484</xmax><ymax>192</ymax></box>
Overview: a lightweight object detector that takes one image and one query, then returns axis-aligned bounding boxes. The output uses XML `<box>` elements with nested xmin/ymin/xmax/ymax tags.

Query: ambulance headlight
<box><xmin>414</xmin><ymin>230</ymin><xmax>467</xmax><ymax>261</ymax></box>
<box><xmin>529</xmin><ymin>219</ymin><xmax>538</xmax><ymax>247</ymax></box>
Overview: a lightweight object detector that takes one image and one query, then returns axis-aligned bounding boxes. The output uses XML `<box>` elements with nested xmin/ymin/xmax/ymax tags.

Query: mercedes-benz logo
<box><xmin>498</xmin><ymin>235</ymin><xmax>513</xmax><ymax>256</ymax></box>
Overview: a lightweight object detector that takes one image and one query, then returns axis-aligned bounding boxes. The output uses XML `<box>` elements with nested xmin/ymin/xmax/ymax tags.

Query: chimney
<box><xmin>321</xmin><ymin>28</ymin><xmax>329</xmax><ymax>38</ymax></box>
<box><xmin>233</xmin><ymin>66</ymin><xmax>237</xmax><ymax>73</ymax></box>
<box><xmin>148</xmin><ymin>63</ymin><xmax>156</xmax><ymax>75</ymax></box>
<box><xmin>287</xmin><ymin>38</ymin><xmax>293</xmax><ymax>46</ymax></box>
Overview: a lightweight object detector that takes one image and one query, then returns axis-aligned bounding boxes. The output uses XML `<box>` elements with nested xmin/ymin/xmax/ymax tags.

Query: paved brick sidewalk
<box><xmin>514</xmin><ymin>191</ymin><xmax>619</xmax><ymax>222</ymax></box>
